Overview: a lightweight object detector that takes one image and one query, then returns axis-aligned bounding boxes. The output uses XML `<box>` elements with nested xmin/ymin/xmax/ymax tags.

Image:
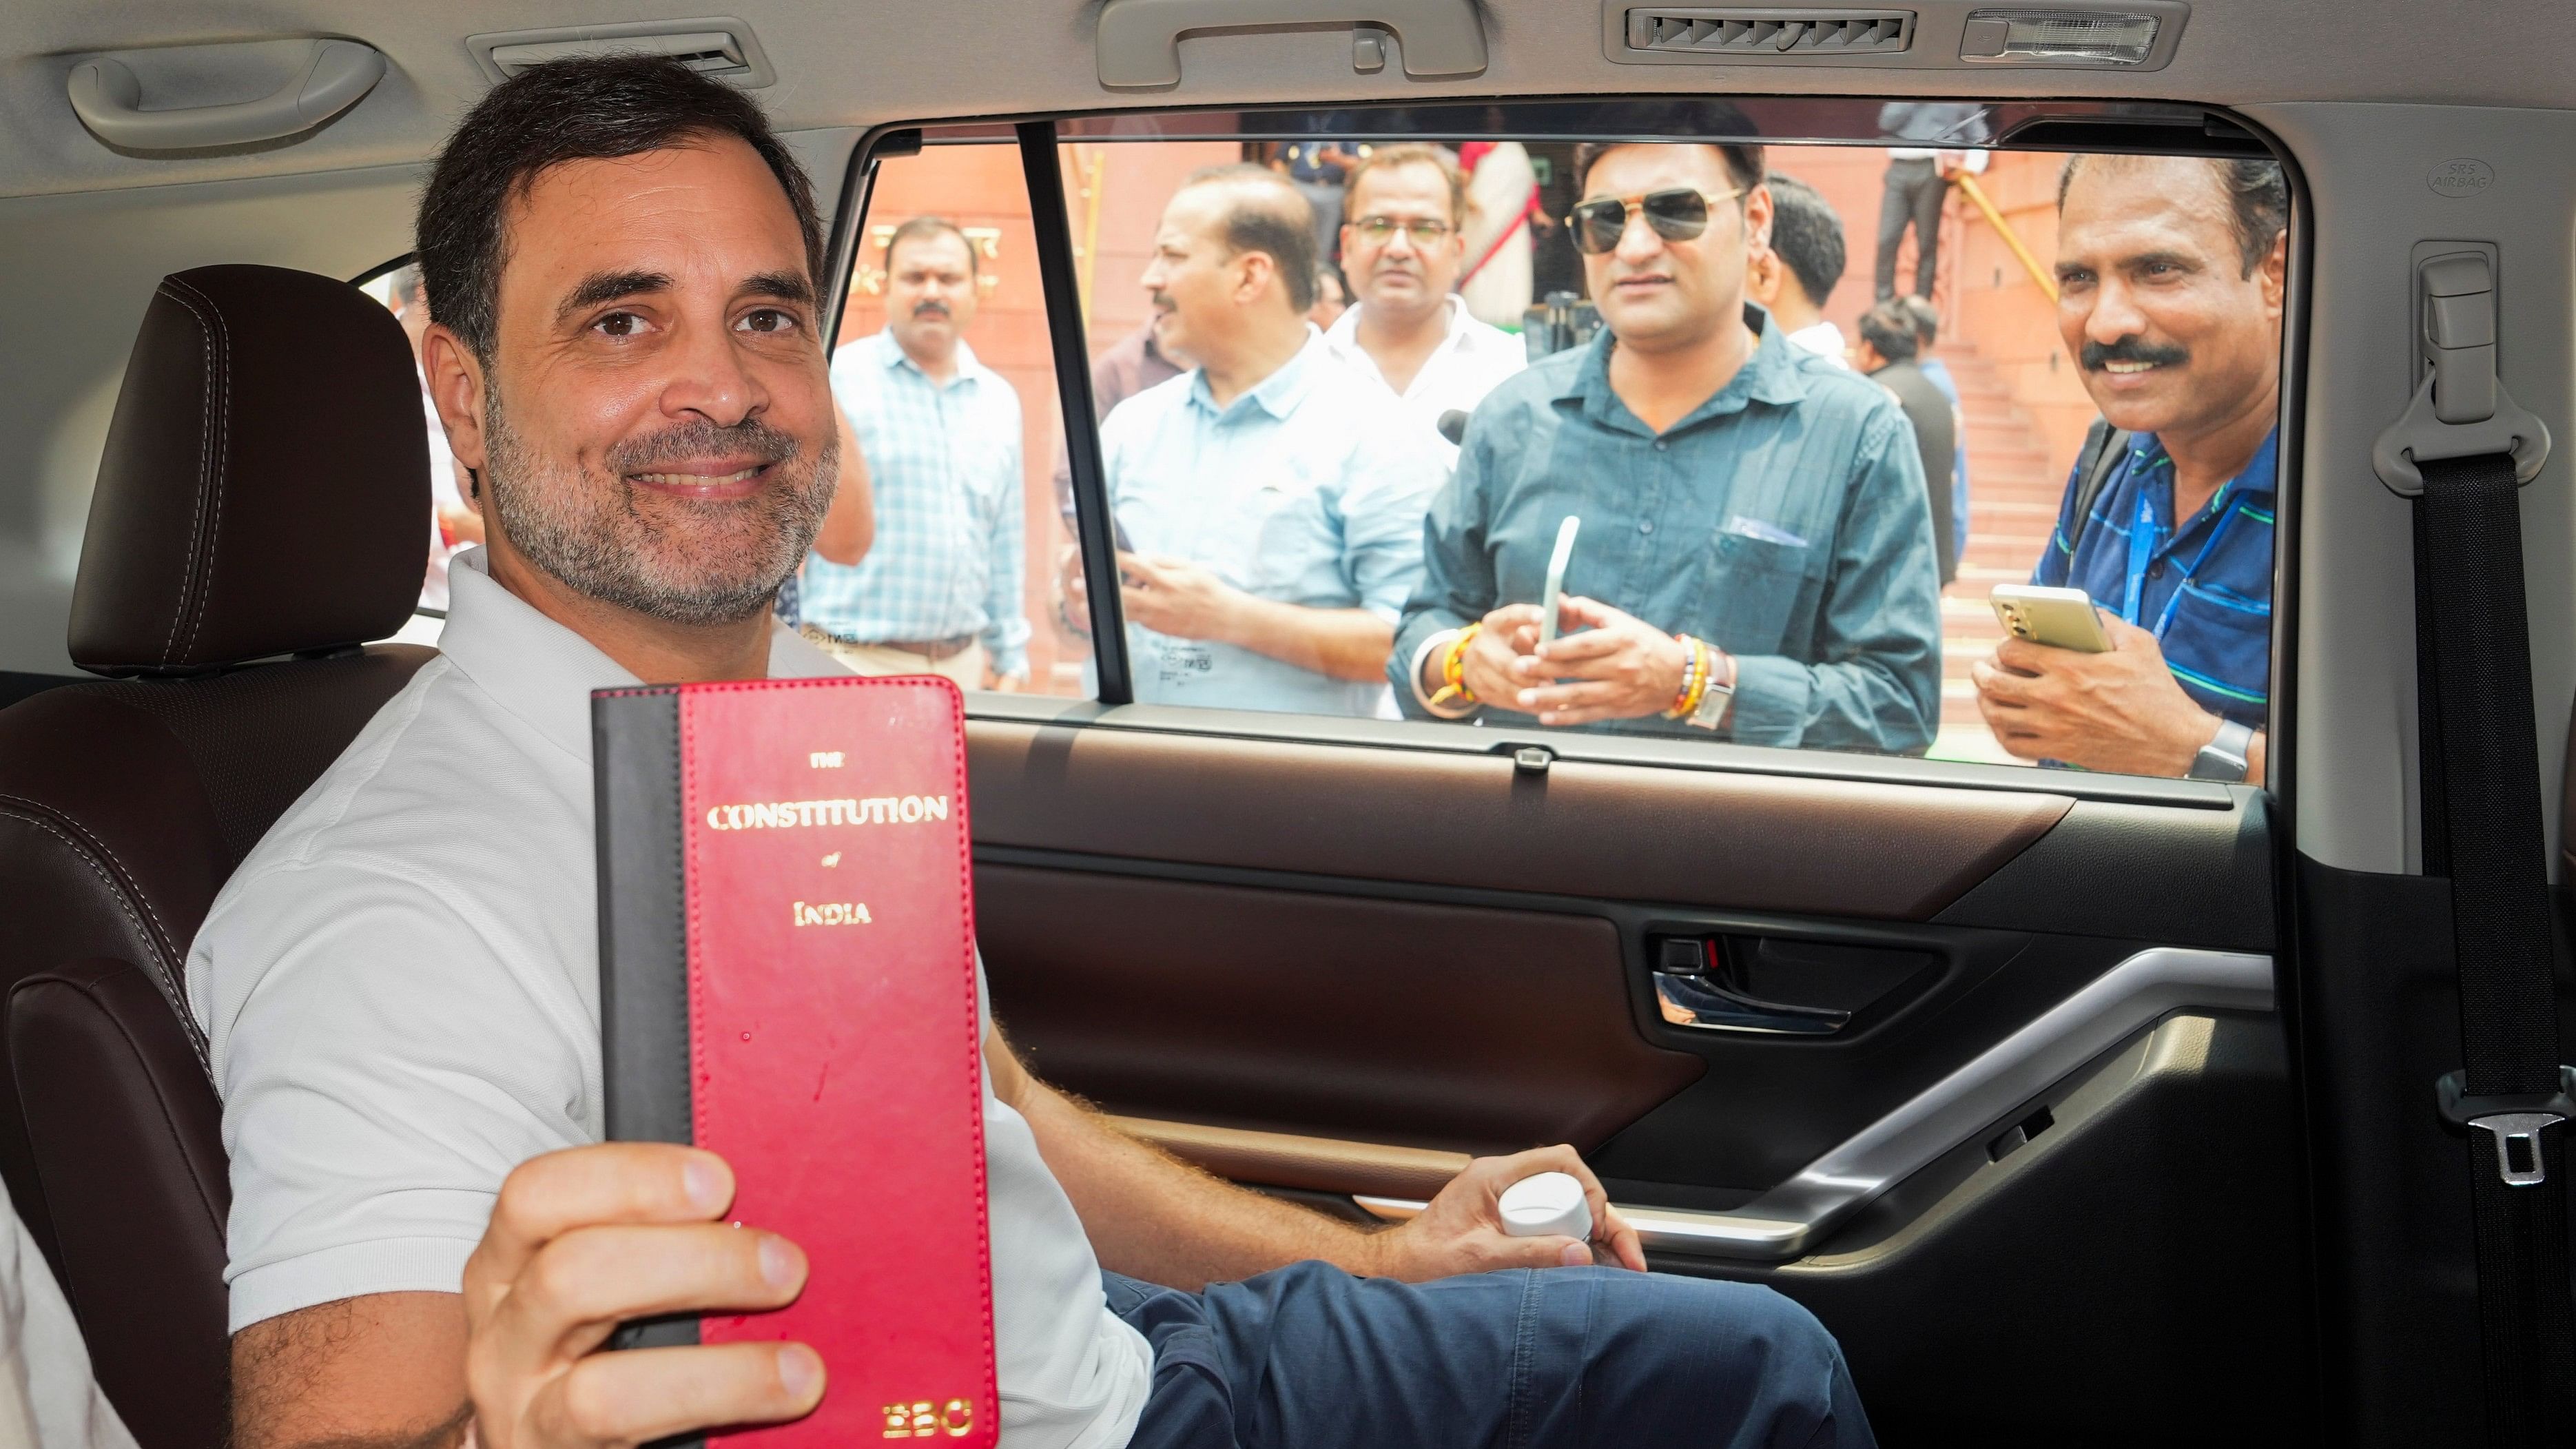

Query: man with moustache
<box><xmin>1079</xmin><ymin>164</ymin><xmax>1444</xmax><ymax>717</ymax></box>
<box><xmin>801</xmin><ymin>215</ymin><xmax>1030</xmax><ymax>689</ymax></box>
<box><xmin>1972</xmin><ymin>156</ymin><xmax>2286</xmax><ymax>782</ymax></box>
<box><xmin>1319</xmin><ymin>144</ymin><xmax>1524</xmax><ymax>447</ymax></box>
<box><xmin>198</xmin><ymin>57</ymin><xmax>1871</xmax><ymax>1449</ymax></box>
<box><xmin>1394</xmin><ymin>139</ymin><xmax>1940</xmax><ymax>754</ymax></box>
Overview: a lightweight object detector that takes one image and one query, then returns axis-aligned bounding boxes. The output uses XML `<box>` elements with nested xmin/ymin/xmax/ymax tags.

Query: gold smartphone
<box><xmin>1990</xmin><ymin>584</ymin><xmax>2112</xmax><ymax>653</ymax></box>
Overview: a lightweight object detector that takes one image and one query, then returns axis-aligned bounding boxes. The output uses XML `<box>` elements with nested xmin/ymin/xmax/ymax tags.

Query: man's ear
<box><xmin>1235</xmin><ymin>249</ymin><xmax>1279</xmax><ymax>309</ymax></box>
<box><xmin>1742</xmin><ymin>183</ymin><xmax>1775</xmax><ymax>253</ymax></box>
<box><xmin>2258</xmin><ymin>229</ymin><xmax>2288</xmax><ymax>317</ymax></box>
<box><xmin>421</xmin><ymin>323</ymin><xmax>490</xmax><ymax>481</ymax></box>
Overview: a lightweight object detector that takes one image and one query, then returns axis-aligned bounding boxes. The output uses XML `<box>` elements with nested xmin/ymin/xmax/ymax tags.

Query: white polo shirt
<box><xmin>1323</xmin><ymin>294</ymin><xmax>1526</xmax><ymax>450</ymax></box>
<box><xmin>187</xmin><ymin>548</ymin><xmax>1151</xmax><ymax>1449</ymax></box>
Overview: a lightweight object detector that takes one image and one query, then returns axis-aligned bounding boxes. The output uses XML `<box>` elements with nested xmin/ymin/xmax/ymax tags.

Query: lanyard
<box><xmin>2119</xmin><ymin>462</ymin><xmax>2244</xmax><ymax>640</ymax></box>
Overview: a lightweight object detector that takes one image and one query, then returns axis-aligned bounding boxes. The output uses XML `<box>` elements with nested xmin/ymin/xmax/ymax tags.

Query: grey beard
<box><xmin>480</xmin><ymin>391</ymin><xmax>835</xmax><ymax>627</ymax></box>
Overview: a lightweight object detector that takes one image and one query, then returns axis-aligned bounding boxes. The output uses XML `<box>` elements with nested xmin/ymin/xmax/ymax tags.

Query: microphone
<box><xmin>1436</xmin><ymin>409</ymin><xmax>1470</xmax><ymax>446</ymax></box>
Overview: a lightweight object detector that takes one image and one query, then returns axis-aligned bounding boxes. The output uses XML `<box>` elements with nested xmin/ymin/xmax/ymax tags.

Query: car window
<box><xmin>987</xmin><ymin>107</ymin><xmax>2286</xmax><ymax>785</ymax></box>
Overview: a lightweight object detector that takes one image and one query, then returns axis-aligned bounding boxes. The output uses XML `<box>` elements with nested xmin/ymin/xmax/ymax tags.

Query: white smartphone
<box><xmin>1990</xmin><ymin>584</ymin><xmax>2112</xmax><ymax>653</ymax></box>
<box><xmin>1538</xmin><ymin>515</ymin><xmax>1581</xmax><ymax>649</ymax></box>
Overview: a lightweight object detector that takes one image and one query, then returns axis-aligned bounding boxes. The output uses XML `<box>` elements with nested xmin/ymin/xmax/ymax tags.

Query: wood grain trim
<box><xmin>1115</xmin><ymin>1116</ymin><xmax>1469</xmax><ymax>1200</ymax></box>
<box><xmin>969</xmin><ymin>722</ymin><xmax>2072</xmax><ymax>919</ymax></box>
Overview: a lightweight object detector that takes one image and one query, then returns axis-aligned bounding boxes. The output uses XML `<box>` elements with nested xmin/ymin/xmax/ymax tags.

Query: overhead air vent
<box><xmin>1620</xmin><ymin>8</ymin><xmax>1913</xmax><ymax>59</ymax></box>
<box><xmin>465</xmin><ymin>18</ymin><xmax>776</xmax><ymax>88</ymax></box>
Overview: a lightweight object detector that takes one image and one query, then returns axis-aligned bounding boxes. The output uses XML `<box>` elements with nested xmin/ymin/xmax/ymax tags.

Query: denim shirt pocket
<box><xmin>1704</xmin><ymin>531</ymin><xmax>1815</xmax><ymax>657</ymax></box>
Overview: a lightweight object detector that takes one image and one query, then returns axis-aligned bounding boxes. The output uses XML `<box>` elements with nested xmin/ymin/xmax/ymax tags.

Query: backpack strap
<box><xmin>2065</xmin><ymin>417</ymin><xmax>2132</xmax><ymax>558</ymax></box>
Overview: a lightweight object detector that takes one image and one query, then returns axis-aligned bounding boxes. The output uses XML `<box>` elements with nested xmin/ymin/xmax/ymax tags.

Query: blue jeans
<box><xmin>1104</xmin><ymin>1261</ymin><xmax>1873</xmax><ymax>1448</ymax></box>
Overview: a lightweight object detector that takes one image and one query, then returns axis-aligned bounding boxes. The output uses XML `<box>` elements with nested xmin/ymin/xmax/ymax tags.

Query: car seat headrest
<box><xmin>68</xmin><ymin>263</ymin><xmax>430</xmax><ymax>677</ymax></box>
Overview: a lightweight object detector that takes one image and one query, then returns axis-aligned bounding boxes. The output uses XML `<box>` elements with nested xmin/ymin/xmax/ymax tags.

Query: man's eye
<box><xmin>594</xmin><ymin>311</ymin><xmax>644</xmax><ymax>338</ymax></box>
<box><xmin>738</xmin><ymin>308</ymin><xmax>797</xmax><ymax>334</ymax></box>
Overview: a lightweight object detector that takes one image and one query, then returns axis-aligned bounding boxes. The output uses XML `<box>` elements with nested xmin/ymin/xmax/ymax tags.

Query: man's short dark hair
<box><xmin>885</xmin><ymin>216</ymin><xmax>979</xmax><ymax>274</ymax></box>
<box><xmin>1857</xmin><ymin>299</ymin><xmax>1919</xmax><ymax>364</ymax></box>
<box><xmin>416</xmin><ymin>54</ymin><xmax>825</xmax><ymax>362</ymax></box>
<box><xmin>1569</xmin><ymin>102</ymin><xmax>1765</xmax><ymax>202</ymax></box>
<box><xmin>1897</xmin><ymin>294</ymin><xmax>1939</xmax><ymax>348</ymax></box>
<box><xmin>1344</xmin><ymin>143</ymin><xmax>1467</xmax><ymax>227</ymax></box>
<box><xmin>1180</xmin><ymin>163</ymin><xmax>1319</xmax><ymax>313</ymax></box>
<box><xmin>2057</xmin><ymin>154</ymin><xmax>2288</xmax><ymax>278</ymax></box>
<box><xmin>1761</xmin><ymin>173</ymin><xmax>1844</xmax><ymax>308</ymax></box>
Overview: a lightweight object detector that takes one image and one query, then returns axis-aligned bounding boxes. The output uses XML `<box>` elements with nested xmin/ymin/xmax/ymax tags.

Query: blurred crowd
<box><xmin>389</xmin><ymin>136</ymin><xmax>2287</xmax><ymax>781</ymax></box>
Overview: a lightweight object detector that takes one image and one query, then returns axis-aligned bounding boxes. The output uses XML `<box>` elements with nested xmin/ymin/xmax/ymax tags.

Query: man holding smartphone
<box><xmin>1972</xmin><ymin>153</ymin><xmax>2287</xmax><ymax>783</ymax></box>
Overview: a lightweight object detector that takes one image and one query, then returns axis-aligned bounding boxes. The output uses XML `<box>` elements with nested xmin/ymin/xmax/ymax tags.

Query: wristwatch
<box><xmin>2187</xmin><ymin>718</ymin><xmax>2255</xmax><ymax>782</ymax></box>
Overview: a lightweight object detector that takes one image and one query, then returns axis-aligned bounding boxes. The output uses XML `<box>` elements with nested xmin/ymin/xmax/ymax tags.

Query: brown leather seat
<box><xmin>0</xmin><ymin>264</ymin><xmax>431</xmax><ymax>1448</ymax></box>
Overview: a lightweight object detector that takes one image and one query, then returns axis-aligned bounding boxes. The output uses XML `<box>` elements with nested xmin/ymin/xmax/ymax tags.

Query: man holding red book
<box><xmin>194</xmin><ymin>56</ymin><xmax>1872</xmax><ymax>1449</ymax></box>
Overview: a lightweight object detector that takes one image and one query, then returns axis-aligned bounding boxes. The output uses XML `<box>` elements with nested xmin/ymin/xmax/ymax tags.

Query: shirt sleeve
<box><xmin>982</xmin><ymin>385</ymin><xmax>1032</xmax><ymax>679</ymax></box>
<box><xmin>1337</xmin><ymin>422</ymin><xmax>1443</xmax><ymax>626</ymax></box>
<box><xmin>2032</xmin><ymin>453</ymin><xmax>2087</xmax><ymax>587</ymax></box>
<box><xmin>195</xmin><ymin>863</ymin><xmax>595</xmax><ymax>1333</ymax></box>
<box><xmin>1727</xmin><ymin>404</ymin><xmax>1944</xmax><ymax>755</ymax></box>
<box><xmin>1388</xmin><ymin>401</ymin><xmax>1503</xmax><ymax>716</ymax></box>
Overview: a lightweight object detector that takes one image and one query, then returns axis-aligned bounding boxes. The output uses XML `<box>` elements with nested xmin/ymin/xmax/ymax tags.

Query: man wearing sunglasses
<box><xmin>1394</xmin><ymin>139</ymin><xmax>1943</xmax><ymax>755</ymax></box>
<box><xmin>1321</xmin><ymin>144</ymin><xmax>1525</xmax><ymax>449</ymax></box>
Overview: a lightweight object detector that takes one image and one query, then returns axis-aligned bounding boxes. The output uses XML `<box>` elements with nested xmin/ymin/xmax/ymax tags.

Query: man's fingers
<box><xmin>1597</xmin><ymin>1209</ymin><xmax>1648</xmax><ymax>1272</ymax></box>
<box><xmin>1518</xmin><ymin>681</ymin><xmax>1627</xmax><ymax>714</ymax></box>
<box><xmin>1989</xmin><ymin>639</ymin><xmax>2052</xmax><ymax>677</ymax></box>
<box><xmin>537</xmin><ymin>1342</ymin><xmax>825</xmax><ymax>1448</ymax></box>
<box><xmin>471</xmin><ymin>1145</ymin><xmax>732</xmax><ymax>1293</ymax></box>
<box><xmin>1969</xmin><ymin>659</ymin><xmax>2035</xmax><ymax>703</ymax></box>
<box><xmin>1555</xmin><ymin>595</ymin><xmax>1627</xmax><ymax>630</ymax></box>
<box><xmin>482</xmin><ymin>1222</ymin><xmax>805</xmax><ymax>1370</ymax></box>
<box><xmin>1532</xmin><ymin>628</ymin><xmax>1627</xmax><ymax>664</ymax></box>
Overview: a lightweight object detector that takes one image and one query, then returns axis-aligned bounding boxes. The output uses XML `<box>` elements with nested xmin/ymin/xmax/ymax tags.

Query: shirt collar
<box><xmin>872</xmin><ymin>328</ymin><xmax>985</xmax><ymax>386</ymax></box>
<box><xmin>1558</xmin><ymin>304</ymin><xmax>1808</xmax><ymax>434</ymax></box>
<box><xmin>1188</xmin><ymin>325</ymin><xmax>1328</xmax><ymax>422</ymax></box>
<box><xmin>1324</xmin><ymin>296</ymin><xmax>1476</xmax><ymax>388</ymax></box>
<box><xmin>436</xmin><ymin>548</ymin><xmax>845</xmax><ymax>763</ymax></box>
<box><xmin>2132</xmin><ymin>425</ymin><xmax>2280</xmax><ymax>502</ymax></box>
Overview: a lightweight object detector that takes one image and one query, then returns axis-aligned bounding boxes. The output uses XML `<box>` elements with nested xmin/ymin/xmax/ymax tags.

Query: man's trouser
<box><xmin>1106</xmin><ymin>1261</ymin><xmax>1875</xmax><ymax>1448</ymax></box>
<box><xmin>1874</xmin><ymin>158</ymin><xmax>1946</xmax><ymax>301</ymax></box>
<box><xmin>798</xmin><ymin>626</ymin><xmax>986</xmax><ymax>689</ymax></box>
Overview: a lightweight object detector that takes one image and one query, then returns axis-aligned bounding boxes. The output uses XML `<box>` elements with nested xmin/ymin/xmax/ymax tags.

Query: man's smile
<box><xmin>628</xmin><ymin>457</ymin><xmax>773</xmax><ymax>498</ymax></box>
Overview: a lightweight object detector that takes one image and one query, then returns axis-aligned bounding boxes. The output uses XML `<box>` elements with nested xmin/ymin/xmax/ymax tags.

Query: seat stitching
<box><xmin>10</xmin><ymin>970</ymin><xmax>226</xmax><ymax>1235</ymax></box>
<box><xmin>161</xmin><ymin>276</ymin><xmax>233</xmax><ymax>665</ymax></box>
<box><xmin>149</xmin><ymin>281</ymin><xmax>219</xmax><ymax>670</ymax></box>
<box><xmin>0</xmin><ymin>799</ymin><xmax>207</xmax><ymax>1069</ymax></box>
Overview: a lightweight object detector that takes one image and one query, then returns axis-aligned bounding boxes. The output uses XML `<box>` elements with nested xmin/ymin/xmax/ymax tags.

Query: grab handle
<box><xmin>1096</xmin><ymin>0</ymin><xmax>1485</xmax><ymax>86</ymax></box>
<box><xmin>69</xmin><ymin>40</ymin><xmax>385</xmax><ymax>151</ymax></box>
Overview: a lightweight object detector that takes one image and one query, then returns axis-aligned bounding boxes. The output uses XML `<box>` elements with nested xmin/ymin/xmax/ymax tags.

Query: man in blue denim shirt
<box><xmin>1393</xmin><ymin>140</ymin><xmax>1941</xmax><ymax>755</ymax></box>
<box><xmin>1972</xmin><ymin>155</ymin><xmax>2286</xmax><ymax>783</ymax></box>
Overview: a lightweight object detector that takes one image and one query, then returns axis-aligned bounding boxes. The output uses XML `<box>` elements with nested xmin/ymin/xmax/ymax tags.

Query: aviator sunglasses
<box><xmin>1565</xmin><ymin>186</ymin><xmax>1745</xmax><ymax>254</ymax></box>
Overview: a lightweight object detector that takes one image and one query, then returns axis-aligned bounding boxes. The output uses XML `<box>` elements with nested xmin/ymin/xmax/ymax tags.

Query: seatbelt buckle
<box><xmin>2372</xmin><ymin>247</ymin><xmax>2552</xmax><ymax>495</ymax></box>
<box><xmin>2438</xmin><ymin>1067</ymin><xmax>2576</xmax><ymax>1186</ymax></box>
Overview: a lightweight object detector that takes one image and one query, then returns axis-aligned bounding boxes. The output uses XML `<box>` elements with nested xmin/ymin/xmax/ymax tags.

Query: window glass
<box><xmin>1039</xmin><ymin>120</ymin><xmax>2287</xmax><ymax>785</ymax></box>
<box><xmin>816</xmin><ymin>140</ymin><xmax>1081</xmax><ymax>695</ymax></box>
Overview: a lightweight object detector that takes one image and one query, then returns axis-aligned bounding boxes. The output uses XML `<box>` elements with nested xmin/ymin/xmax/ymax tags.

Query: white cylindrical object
<box><xmin>1497</xmin><ymin>1171</ymin><xmax>1593</xmax><ymax>1240</ymax></box>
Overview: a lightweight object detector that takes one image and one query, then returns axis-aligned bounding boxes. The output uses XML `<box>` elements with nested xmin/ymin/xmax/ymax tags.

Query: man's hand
<box><xmin>1116</xmin><ymin>553</ymin><xmax>1244</xmax><ymax>641</ymax></box>
<box><xmin>1362</xmin><ymin>1146</ymin><xmax>1647</xmax><ymax>1281</ymax></box>
<box><xmin>1971</xmin><ymin>613</ymin><xmax>2227</xmax><ymax>777</ymax></box>
<box><xmin>1509</xmin><ymin>597</ymin><xmax>1692</xmax><ymax>726</ymax></box>
<box><xmin>462</xmin><ymin>1144</ymin><xmax>822</xmax><ymax>1449</ymax></box>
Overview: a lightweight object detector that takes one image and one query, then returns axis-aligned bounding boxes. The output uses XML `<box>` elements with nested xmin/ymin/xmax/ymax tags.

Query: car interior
<box><xmin>0</xmin><ymin>1</ymin><xmax>2570</xmax><ymax>1444</ymax></box>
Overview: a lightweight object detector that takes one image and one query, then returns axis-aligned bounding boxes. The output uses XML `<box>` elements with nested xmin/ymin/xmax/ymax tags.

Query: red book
<box><xmin>593</xmin><ymin>676</ymin><xmax>996</xmax><ymax>1448</ymax></box>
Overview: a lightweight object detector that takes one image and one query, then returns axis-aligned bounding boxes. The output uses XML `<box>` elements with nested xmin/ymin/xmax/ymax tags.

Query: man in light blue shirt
<box><xmin>807</xmin><ymin>216</ymin><xmax>1029</xmax><ymax>688</ymax></box>
<box><xmin>1081</xmin><ymin>165</ymin><xmax>1442</xmax><ymax>717</ymax></box>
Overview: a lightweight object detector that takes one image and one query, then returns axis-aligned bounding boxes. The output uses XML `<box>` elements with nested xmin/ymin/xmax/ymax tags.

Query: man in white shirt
<box><xmin>201</xmin><ymin>57</ymin><xmax>1871</xmax><ymax>1449</ymax></box>
<box><xmin>1319</xmin><ymin>145</ymin><xmax>1525</xmax><ymax>449</ymax></box>
<box><xmin>1744</xmin><ymin>174</ymin><xmax>1851</xmax><ymax>367</ymax></box>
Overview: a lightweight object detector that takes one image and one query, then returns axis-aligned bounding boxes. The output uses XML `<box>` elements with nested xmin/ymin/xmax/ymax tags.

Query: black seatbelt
<box><xmin>2414</xmin><ymin>451</ymin><xmax>2576</xmax><ymax>1442</ymax></box>
<box><xmin>2386</xmin><ymin>247</ymin><xmax>2576</xmax><ymax>1443</ymax></box>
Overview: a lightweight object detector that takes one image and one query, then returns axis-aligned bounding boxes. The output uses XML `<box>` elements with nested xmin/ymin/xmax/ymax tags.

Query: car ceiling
<box><xmin>0</xmin><ymin>0</ymin><xmax>2566</xmax><ymax>200</ymax></box>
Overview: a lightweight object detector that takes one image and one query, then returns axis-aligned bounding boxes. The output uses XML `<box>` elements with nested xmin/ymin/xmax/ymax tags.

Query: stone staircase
<box><xmin>1932</xmin><ymin>340</ymin><xmax>2064</xmax><ymax>765</ymax></box>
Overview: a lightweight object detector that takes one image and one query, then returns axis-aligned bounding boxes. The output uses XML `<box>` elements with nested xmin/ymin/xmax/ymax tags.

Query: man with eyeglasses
<box><xmin>1394</xmin><ymin>139</ymin><xmax>1942</xmax><ymax>755</ymax></box>
<box><xmin>1320</xmin><ymin>144</ymin><xmax>1525</xmax><ymax>451</ymax></box>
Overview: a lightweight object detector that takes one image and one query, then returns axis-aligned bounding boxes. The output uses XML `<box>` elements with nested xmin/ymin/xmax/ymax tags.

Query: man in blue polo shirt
<box><xmin>1972</xmin><ymin>154</ymin><xmax>2287</xmax><ymax>781</ymax></box>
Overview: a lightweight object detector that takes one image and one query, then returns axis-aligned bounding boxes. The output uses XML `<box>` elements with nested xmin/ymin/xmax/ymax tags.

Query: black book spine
<box><xmin>590</xmin><ymin>686</ymin><xmax>704</xmax><ymax>1395</ymax></box>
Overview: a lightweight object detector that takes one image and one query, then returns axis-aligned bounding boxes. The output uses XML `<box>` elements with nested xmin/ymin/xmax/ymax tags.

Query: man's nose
<box><xmin>661</xmin><ymin>313</ymin><xmax>766</xmax><ymax>427</ymax></box>
<box><xmin>1614</xmin><ymin>206</ymin><xmax>1665</xmax><ymax>265</ymax></box>
<box><xmin>2085</xmin><ymin>276</ymin><xmax>2147</xmax><ymax>344</ymax></box>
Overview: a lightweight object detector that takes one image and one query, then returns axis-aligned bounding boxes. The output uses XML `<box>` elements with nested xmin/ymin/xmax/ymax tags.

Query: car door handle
<box><xmin>68</xmin><ymin>41</ymin><xmax>385</xmax><ymax>152</ymax></box>
<box><xmin>1653</xmin><ymin>967</ymin><xmax>1853</xmax><ymax>1036</ymax></box>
